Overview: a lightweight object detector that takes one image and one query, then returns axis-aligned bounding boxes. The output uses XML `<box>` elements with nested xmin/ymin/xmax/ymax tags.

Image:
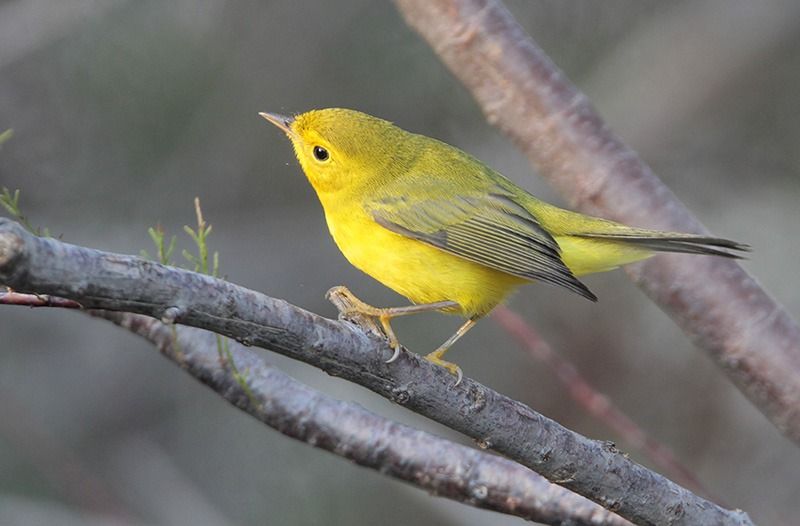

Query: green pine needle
<box><xmin>145</xmin><ymin>197</ymin><xmax>254</xmax><ymax>403</ymax></box>
<box><xmin>0</xmin><ymin>187</ymin><xmax>50</xmax><ymax>237</ymax></box>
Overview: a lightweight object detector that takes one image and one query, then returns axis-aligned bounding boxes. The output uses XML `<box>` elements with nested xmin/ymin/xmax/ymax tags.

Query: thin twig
<box><xmin>393</xmin><ymin>0</ymin><xmax>800</xmax><ymax>445</ymax></box>
<box><xmin>0</xmin><ymin>219</ymin><xmax>753</xmax><ymax>526</ymax></box>
<box><xmin>0</xmin><ymin>290</ymin><xmax>82</xmax><ymax>308</ymax></box>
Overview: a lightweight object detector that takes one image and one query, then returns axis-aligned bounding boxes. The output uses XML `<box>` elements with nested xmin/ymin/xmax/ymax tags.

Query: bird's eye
<box><xmin>312</xmin><ymin>146</ymin><xmax>329</xmax><ymax>162</ymax></box>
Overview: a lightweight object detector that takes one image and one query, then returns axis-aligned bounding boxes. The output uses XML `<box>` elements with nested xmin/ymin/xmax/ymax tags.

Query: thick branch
<box><xmin>0</xmin><ymin>219</ymin><xmax>752</xmax><ymax>526</ymax></box>
<box><xmin>96</xmin><ymin>311</ymin><xmax>624</xmax><ymax>525</ymax></box>
<box><xmin>394</xmin><ymin>0</ymin><xmax>800</xmax><ymax>444</ymax></box>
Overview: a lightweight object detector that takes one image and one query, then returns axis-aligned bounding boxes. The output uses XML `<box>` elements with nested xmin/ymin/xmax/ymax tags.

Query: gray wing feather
<box><xmin>368</xmin><ymin>191</ymin><xmax>597</xmax><ymax>301</ymax></box>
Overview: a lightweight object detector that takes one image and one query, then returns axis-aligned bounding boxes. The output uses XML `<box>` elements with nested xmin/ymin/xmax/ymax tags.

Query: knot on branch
<box><xmin>161</xmin><ymin>305</ymin><xmax>186</xmax><ymax>324</ymax></box>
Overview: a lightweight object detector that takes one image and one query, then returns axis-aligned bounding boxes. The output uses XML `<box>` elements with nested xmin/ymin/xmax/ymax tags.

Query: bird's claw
<box><xmin>385</xmin><ymin>344</ymin><xmax>402</xmax><ymax>364</ymax></box>
<box><xmin>454</xmin><ymin>367</ymin><xmax>463</xmax><ymax>387</ymax></box>
<box><xmin>424</xmin><ymin>351</ymin><xmax>464</xmax><ymax>387</ymax></box>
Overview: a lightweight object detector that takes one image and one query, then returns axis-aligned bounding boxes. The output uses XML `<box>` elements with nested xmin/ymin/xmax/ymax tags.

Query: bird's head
<box><xmin>261</xmin><ymin>108</ymin><xmax>407</xmax><ymax>195</ymax></box>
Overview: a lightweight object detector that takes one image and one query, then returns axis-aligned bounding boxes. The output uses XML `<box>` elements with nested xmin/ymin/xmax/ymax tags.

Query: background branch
<box><xmin>393</xmin><ymin>0</ymin><xmax>800</xmax><ymax>444</ymax></box>
<box><xmin>584</xmin><ymin>0</ymin><xmax>800</xmax><ymax>157</ymax></box>
<box><xmin>0</xmin><ymin>219</ymin><xmax>753</xmax><ymax>526</ymax></box>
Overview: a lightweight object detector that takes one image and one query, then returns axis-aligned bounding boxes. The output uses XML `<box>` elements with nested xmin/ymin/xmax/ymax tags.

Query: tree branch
<box><xmin>94</xmin><ymin>311</ymin><xmax>626</xmax><ymax>526</ymax></box>
<box><xmin>0</xmin><ymin>219</ymin><xmax>752</xmax><ymax>526</ymax></box>
<box><xmin>393</xmin><ymin>0</ymin><xmax>800</xmax><ymax>445</ymax></box>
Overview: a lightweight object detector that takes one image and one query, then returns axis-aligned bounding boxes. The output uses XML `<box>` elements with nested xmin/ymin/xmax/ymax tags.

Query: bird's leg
<box><xmin>425</xmin><ymin>316</ymin><xmax>480</xmax><ymax>386</ymax></box>
<box><xmin>326</xmin><ymin>285</ymin><xmax>458</xmax><ymax>362</ymax></box>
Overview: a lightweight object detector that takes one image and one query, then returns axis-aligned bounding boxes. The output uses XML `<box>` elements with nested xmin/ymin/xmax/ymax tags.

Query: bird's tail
<box><xmin>531</xmin><ymin>200</ymin><xmax>751</xmax><ymax>276</ymax></box>
<box><xmin>552</xmin><ymin>225</ymin><xmax>749</xmax><ymax>277</ymax></box>
<box><xmin>572</xmin><ymin>229</ymin><xmax>750</xmax><ymax>259</ymax></box>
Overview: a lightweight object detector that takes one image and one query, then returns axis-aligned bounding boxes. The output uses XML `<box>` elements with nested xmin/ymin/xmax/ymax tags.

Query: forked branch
<box><xmin>95</xmin><ymin>310</ymin><xmax>627</xmax><ymax>525</ymax></box>
<box><xmin>0</xmin><ymin>219</ymin><xmax>752</xmax><ymax>526</ymax></box>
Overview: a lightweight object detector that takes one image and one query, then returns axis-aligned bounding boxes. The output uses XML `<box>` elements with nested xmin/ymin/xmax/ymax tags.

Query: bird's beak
<box><xmin>259</xmin><ymin>112</ymin><xmax>294</xmax><ymax>135</ymax></box>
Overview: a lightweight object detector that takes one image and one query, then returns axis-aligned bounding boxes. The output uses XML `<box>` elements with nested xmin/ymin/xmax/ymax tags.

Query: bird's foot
<box><xmin>424</xmin><ymin>348</ymin><xmax>464</xmax><ymax>387</ymax></box>
<box><xmin>326</xmin><ymin>285</ymin><xmax>384</xmax><ymax>318</ymax></box>
<box><xmin>326</xmin><ymin>285</ymin><xmax>403</xmax><ymax>362</ymax></box>
<box><xmin>327</xmin><ymin>286</ymin><xmax>463</xmax><ymax>369</ymax></box>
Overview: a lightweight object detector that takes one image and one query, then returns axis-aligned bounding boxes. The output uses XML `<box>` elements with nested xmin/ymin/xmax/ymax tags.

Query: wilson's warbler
<box><xmin>261</xmin><ymin>108</ymin><xmax>747</xmax><ymax>384</ymax></box>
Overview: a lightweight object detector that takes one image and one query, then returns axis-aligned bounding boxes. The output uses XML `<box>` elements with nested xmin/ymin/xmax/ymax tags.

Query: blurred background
<box><xmin>1</xmin><ymin>1</ymin><xmax>799</xmax><ymax>524</ymax></box>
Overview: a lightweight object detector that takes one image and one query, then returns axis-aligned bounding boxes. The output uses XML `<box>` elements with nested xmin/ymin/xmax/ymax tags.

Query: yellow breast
<box><xmin>320</xmin><ymin>201</ymin><xmax>525</xmax><ymax>318</ymax></box>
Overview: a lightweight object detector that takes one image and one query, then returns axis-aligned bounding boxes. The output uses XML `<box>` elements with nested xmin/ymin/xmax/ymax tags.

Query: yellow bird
<box><xmin>261</xmin><ymin>108</ymin><xmax>747</xmax><ymax>383</ymax></box>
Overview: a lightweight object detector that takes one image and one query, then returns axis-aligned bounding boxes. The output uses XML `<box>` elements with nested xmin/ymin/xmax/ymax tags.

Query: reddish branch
<box><xmin>394</xmin><ymin>0</ymin><xmax>800</xmax><ymax>444</ymax></box>
<box><xmin>0</xmin><ymin>290</ymin><xmax>81</xmax><ymax>308</ymax></box>
<box><xmin>492</xmin><ymin>305</ymin><xmax>720</xmax><ymax>503</ymax></box>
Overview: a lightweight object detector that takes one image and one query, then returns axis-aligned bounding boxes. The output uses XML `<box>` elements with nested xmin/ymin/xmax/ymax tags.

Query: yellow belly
<box><xmin>323</xmin><ymin>206</ymin><xmax>526</xmax><ymax>318</ymax></box>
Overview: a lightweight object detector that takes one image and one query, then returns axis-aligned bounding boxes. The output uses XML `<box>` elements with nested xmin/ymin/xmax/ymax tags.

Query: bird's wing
<box><xmin>367</xmin><ymin>187</ymin><xmax>597</xmax><ymax>301</ymax></box>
